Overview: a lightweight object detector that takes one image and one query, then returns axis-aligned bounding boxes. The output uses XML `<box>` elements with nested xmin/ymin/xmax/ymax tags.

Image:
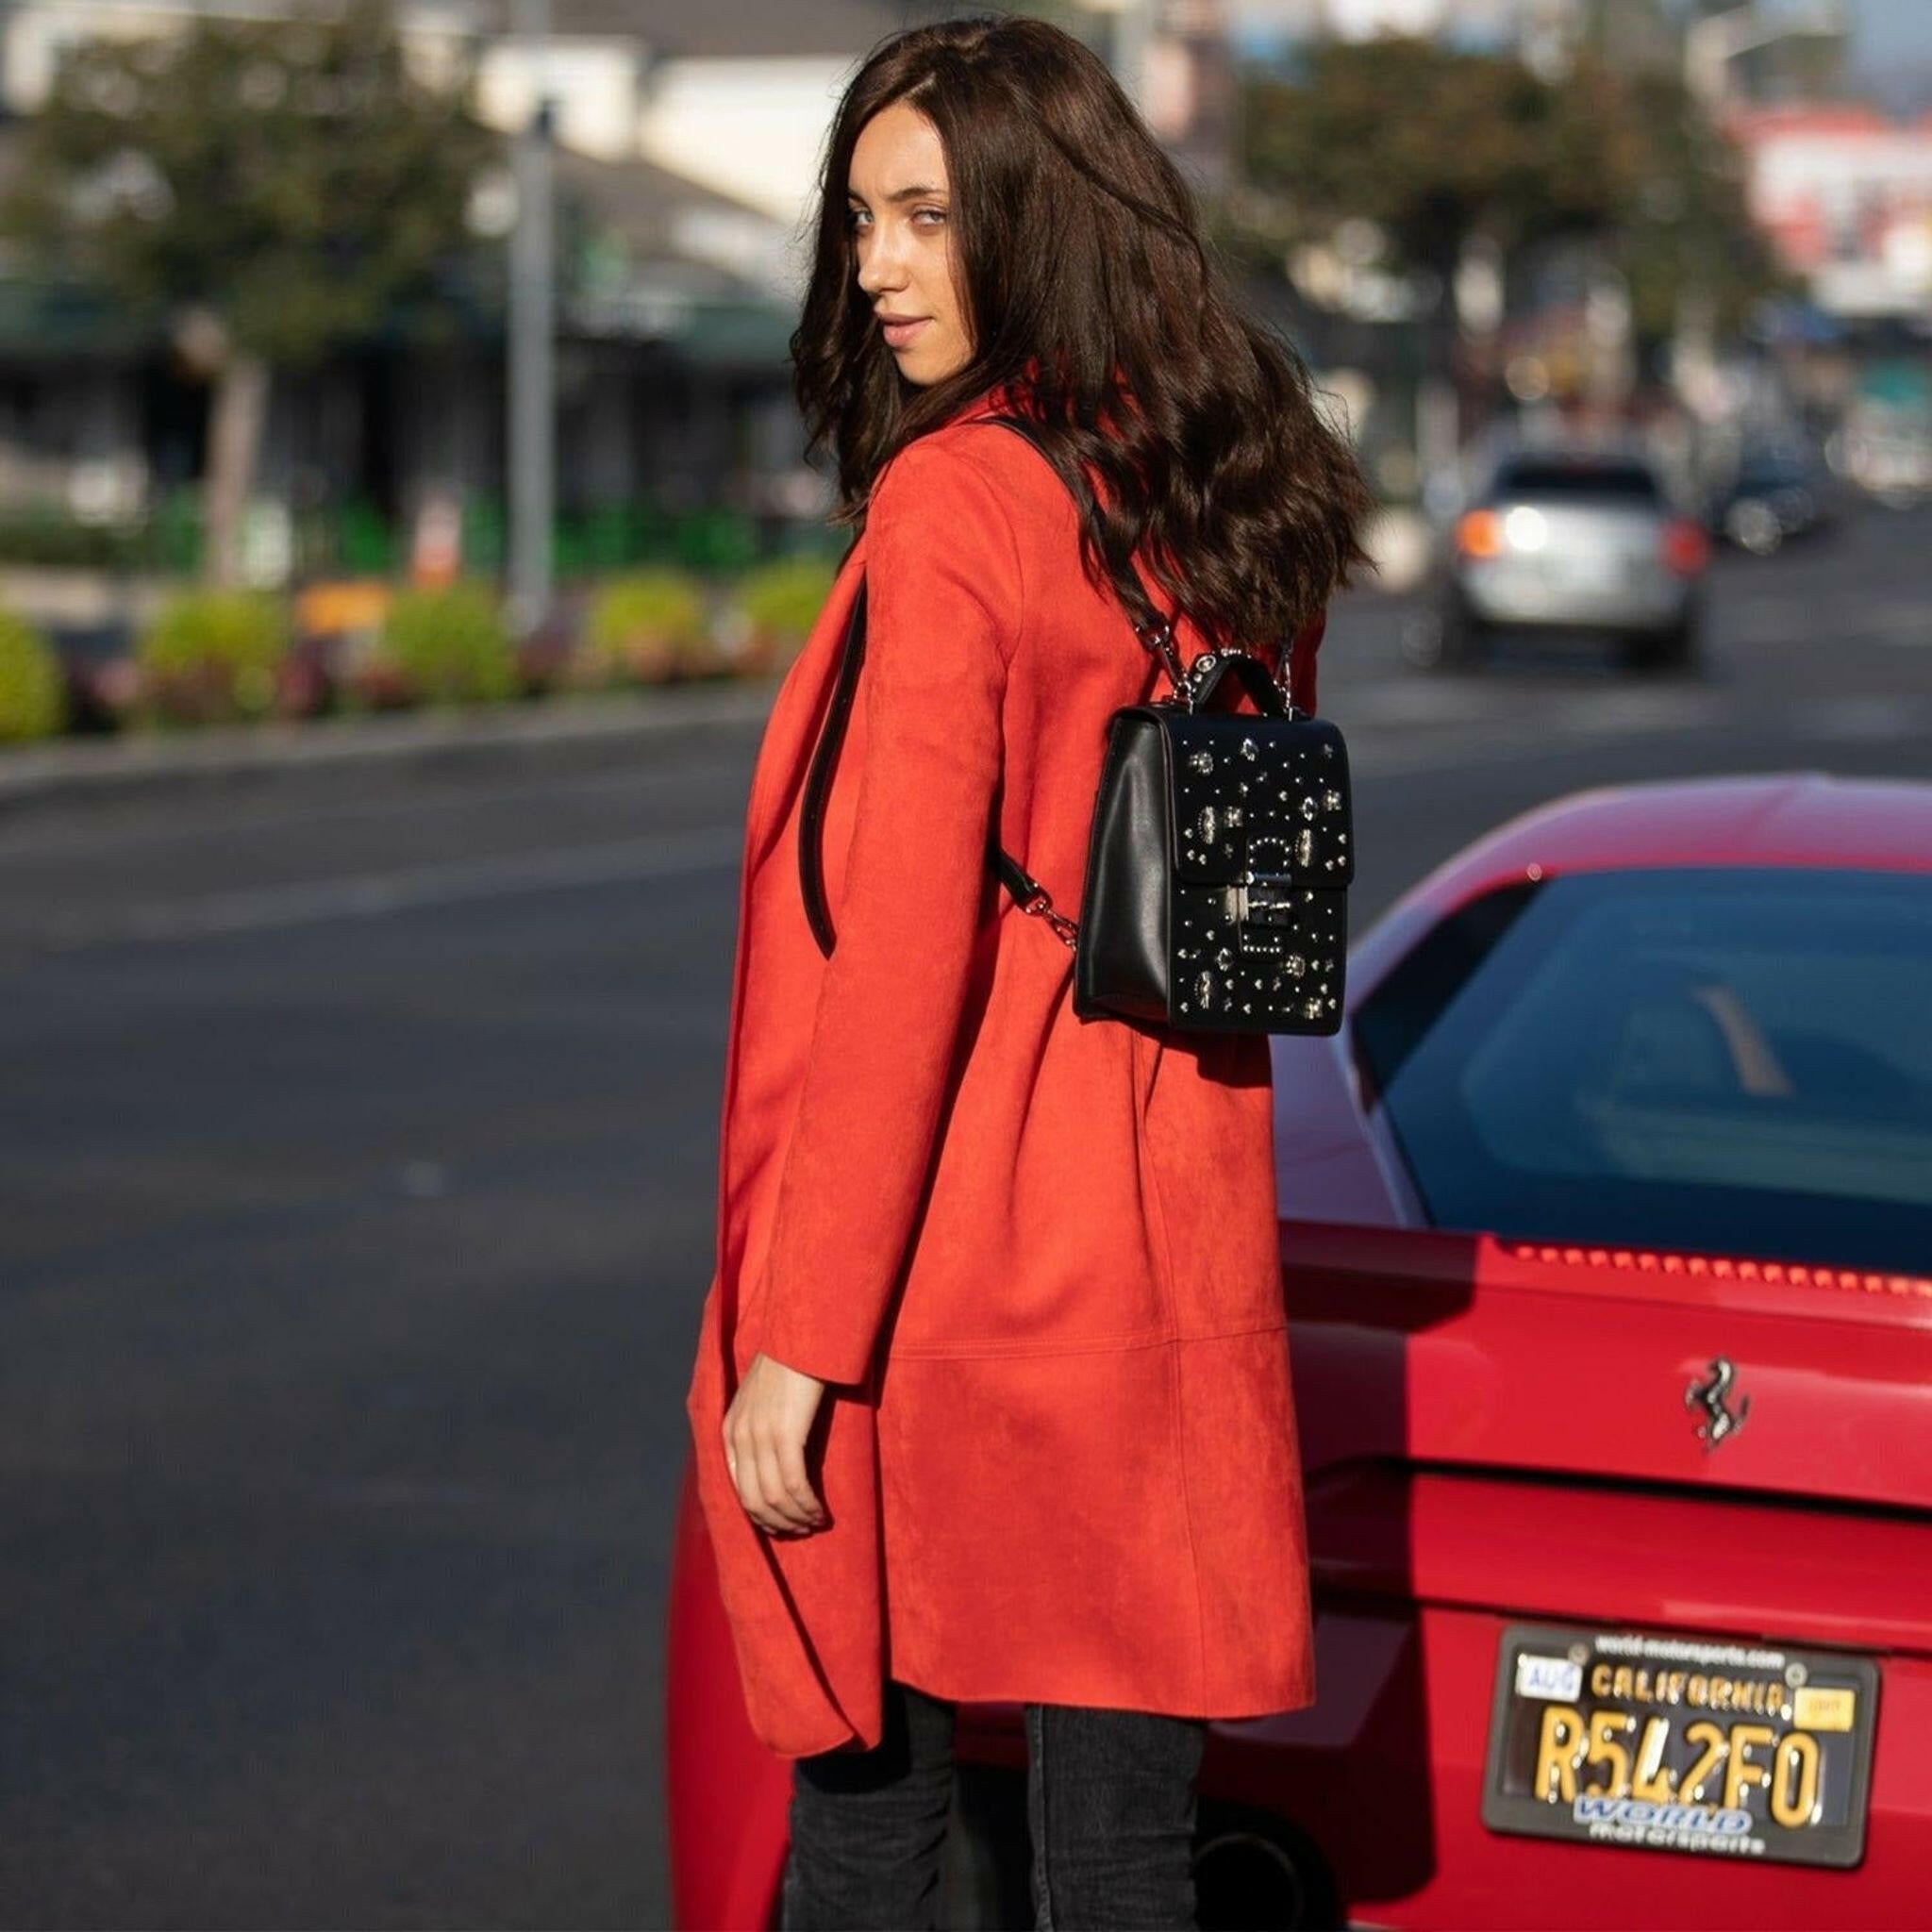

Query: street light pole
<box><xmin>508</xmin><ymin>0</ymin><xmax>555</xmax><ymax>638</ymax></box>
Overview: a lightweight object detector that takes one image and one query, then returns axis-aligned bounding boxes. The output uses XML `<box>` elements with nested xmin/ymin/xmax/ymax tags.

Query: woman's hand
<box><xmin>723</xmin><ymin>1351</ymin><xmax>829</xmax><ymax>1536</ymax></box>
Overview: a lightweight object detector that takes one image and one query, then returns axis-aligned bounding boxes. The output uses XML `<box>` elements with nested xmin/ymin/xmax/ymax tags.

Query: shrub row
<box><xmin>0</xmin><ymin>609</ymin><xmax>68</xmax><ymax>741</ymax></box>
<box><xmin>0</xmin><ymin>494</ymin><xmax>801</xmax><ymax>578</ymax></box>
<box><xmin>0</xmin><ymin>558</ymin><xmax>841</xmax><ymax>742</ymax></box>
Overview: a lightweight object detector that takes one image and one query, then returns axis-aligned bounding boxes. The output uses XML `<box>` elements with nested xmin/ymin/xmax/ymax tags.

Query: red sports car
<box><xmin>666</xmin><ymin>774</ymin><xmax>1932</xmax><ymax>1930</ymax></box>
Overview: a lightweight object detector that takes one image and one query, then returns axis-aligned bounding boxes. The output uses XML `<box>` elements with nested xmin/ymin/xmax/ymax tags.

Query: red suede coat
<box><xmin>684</xmin><ymin>380</ymin><xmax>1320</xmax><ymax>1757</ymax></box>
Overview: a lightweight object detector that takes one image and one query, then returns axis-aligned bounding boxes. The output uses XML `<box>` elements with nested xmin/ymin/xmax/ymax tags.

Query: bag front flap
<box><xmin>1158</xmin><ymin>708</ymin><xmax>1354</xmax><ymax>889</ymax></box>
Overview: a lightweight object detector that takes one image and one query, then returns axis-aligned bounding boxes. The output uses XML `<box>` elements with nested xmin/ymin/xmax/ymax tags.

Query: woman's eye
<box><xmin>842</xmin><ymin>205</ymin><xmax>943</xmax><ymax>232</ymax></box>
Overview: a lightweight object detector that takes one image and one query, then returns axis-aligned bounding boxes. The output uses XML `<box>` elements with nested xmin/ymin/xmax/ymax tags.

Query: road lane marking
<box><xmin>0</xmin><ymin>754</ymin><xmax>749</xmax><ymax>861</ymax></box>
<box><xmin>18</xmin><ymin>679</ymin><xmax>1928</xmax><ymax>956</ymax></box>
<box><xmin>31</xmin><ymin>824</ymin><xmax>745</xmax><ymax>950</ymax></box>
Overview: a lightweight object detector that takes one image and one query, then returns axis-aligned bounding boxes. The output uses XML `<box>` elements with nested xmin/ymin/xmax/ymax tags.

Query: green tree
<box><xmin>1239</xmin><ymin>39</ymin><xmax>1615</xmax><ymax>287</ymax></box>
<box><xmin>1610</xmin><ymin>63</ymin><xmax>1794</xmax><ymax>345</ymax></box>
<box><xmin>1</xmin><ymin>1</ymin><xmax>498</xmax><ymax>586</ymax></box>
<box><xmin>1231</xmin><ymin>36</ymin><xmax>1789</xmax><ymax>358</ymax></box>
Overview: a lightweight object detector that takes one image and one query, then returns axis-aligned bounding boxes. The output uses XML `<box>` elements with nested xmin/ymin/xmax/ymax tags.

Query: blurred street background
<box><xmin>2</xmin><ymin>0</ymin><xmax>1930</xmax><ymax>1926</ymax></box>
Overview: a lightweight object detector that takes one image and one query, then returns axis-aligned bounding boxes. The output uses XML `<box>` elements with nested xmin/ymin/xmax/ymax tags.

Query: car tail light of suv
<box><xmin>1456</xmin><ymin>508</ymin><xmax>1506</xmax><ymax>559</ymax></box>
<box><xmin>1659</xmin><ymin>517</ymin><xmax>1710</xmax><ymax>577</ymax></box>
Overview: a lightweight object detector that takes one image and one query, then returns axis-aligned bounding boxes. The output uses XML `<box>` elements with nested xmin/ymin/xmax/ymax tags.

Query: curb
<box><xmin>0</xmin><ymin>678</ymin><xmax>783</xmax><ymax>815</ymax></box>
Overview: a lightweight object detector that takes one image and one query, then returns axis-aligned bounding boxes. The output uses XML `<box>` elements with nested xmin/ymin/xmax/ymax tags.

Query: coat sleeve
<box><xmin>752</xmin><ymin>436</ymin><xmax>1023</xmax><ymax>1388</ymax></box>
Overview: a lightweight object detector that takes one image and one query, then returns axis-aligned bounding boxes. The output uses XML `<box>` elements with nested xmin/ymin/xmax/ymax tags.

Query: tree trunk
<box><xmin>202</xmin><ymin>352</ymin><xmax>271</xmax><ymax>588</ymax></box>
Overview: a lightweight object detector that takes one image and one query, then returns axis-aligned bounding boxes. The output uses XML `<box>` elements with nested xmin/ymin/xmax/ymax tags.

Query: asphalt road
<box><xmin>2</xmin><ymin>500</ymin><xmax>1929</xmax><ymax>1928</ymax></box>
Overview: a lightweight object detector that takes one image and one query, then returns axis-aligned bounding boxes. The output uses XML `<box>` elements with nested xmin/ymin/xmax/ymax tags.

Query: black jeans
<box><xmin>779</xmin><ymin>1675</ymin><xmax>1207</xmax><ymax>1930</ymax></box>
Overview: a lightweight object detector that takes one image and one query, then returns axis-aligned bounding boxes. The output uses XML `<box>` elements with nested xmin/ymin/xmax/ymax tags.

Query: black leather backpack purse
<box><xmin>799</xmin><ymin>414</ymin><xmax>1353</xmax><ymax>1037</ymax></box>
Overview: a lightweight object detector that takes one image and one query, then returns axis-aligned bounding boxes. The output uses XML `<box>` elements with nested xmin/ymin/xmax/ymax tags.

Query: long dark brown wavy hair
<box><xmin>791</xmin><ymin>13</ymin><xmax>1376</xmax><ymax>656</ymax></box>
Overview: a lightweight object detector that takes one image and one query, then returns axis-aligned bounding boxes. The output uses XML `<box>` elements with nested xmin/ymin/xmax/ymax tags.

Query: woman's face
<box><xmin>847</xmin><ymin>102</ymin><xmax>974</xmax><ymax>386</ymax></box>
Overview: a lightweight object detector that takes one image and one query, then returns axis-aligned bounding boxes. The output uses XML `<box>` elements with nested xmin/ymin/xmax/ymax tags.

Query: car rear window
<box><xmin>1355</xmin><ymin>868</ymin><xmax>1932</xmax><ymax>1275</ymax></box>
<box><xmin>1491</xmin><ymin>458</ymin><xmax>1660</xmax><ymax>502</ymax></box>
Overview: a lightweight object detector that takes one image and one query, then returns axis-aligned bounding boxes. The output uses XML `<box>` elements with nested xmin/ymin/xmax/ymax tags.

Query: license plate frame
<box><xmin>1481</xmin><ymin>1624</ymin><xmax>1879</xmax><ymax>1869</ymax></box>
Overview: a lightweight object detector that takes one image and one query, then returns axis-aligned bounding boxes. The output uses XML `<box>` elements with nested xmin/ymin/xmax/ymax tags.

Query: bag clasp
<box><xmin>1225</xmin><ymin>873</ymin><xmax>1311</xmax><ymax>927</ymax></box>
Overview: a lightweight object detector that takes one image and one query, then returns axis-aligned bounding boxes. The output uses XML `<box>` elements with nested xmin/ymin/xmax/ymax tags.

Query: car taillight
<box><xmin>1660</xmin><ymin>517</ymin><xmax>1709</xmax><ymax>576</ymax></box>
<box><xmin>1456</xmin><ymin>508</ymin><xmax>1504</xmax><ymax>558</ymax></box>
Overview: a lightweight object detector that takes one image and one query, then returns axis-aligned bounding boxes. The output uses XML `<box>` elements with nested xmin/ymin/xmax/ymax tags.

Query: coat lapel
<box><xmin>741</xmin><ymin>535</ymin><xmax>869</xmax><ymax>889</ymax></box>
<box><xmin>709</xmin><ymin>533</ymin><xmax>868</xmax><ymax>1321</ymax></box>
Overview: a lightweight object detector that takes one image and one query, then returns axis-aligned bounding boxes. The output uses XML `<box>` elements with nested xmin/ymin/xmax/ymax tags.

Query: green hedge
<box><xmin>379</xmin><ymin>581</ymin><xmax>517</xmax><ymax>705</ymax></box>
<box><xmin>0</xmin><ymin>609</ymin><xmax>66</xmax><ymax>741</ymax></box>
<box><xmin>735</xmin><ymin>557</ymin><xmax>836</xmax><ymax>669</ymax></box>
<box><xmin>135</xmin><ymin>589</ymin><xmax>289</xmax><ymax>724</ymax></box>
<box><xmin>0</xmin><ymin>548</ymin><xmax>844</xmax><ymax>748</ymax></box>
<box><xmin>579</xmin><ymin>569</ymin><xmax>712</xmax><ymax>684</ymax></box>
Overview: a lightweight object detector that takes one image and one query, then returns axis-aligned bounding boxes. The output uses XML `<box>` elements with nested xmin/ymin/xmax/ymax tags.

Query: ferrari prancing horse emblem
<box><xmin>1686</xmin><ymin>1357</ymin><xmax>1750</xmax><ymax>1449</ymax></box>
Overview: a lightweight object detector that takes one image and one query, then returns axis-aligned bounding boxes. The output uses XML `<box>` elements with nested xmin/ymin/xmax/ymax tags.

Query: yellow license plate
<box><xmin>1482</xmin><ymin>1624</ymin><xmax>1878</xmax><ymax>1868</ymax></box>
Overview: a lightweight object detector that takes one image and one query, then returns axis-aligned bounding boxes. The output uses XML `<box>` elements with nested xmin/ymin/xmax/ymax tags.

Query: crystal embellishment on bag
<box><xmin>1162</xmin><ymin>708</ymin><xmax>1352</xmax><ymax>1035</ymax></box>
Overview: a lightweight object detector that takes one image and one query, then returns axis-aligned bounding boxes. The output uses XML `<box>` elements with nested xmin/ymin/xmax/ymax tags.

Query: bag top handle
<box><xmin>1180</xmin><ymin>647</ymin><xmax>1292</xmax><ymax>718</ymax></box>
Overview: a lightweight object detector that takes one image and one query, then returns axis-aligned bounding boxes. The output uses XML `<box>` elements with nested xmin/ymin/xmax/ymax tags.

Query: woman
<box><xmin>683</xmin><ymin>15</ymin><xmax>1374</xmax><ymax>1928</ymax></box>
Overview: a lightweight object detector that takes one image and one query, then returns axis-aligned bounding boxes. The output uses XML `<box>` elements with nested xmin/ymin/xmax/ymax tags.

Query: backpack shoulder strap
<box><xmin>973</xmin><ymin>413</ymin><xmax>1197</xmax><ymax>696</ymax></box>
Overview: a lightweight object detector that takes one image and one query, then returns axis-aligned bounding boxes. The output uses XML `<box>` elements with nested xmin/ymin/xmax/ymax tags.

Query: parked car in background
<box><xmin>1414</xmin><ymin>448</ymin><xmax>1709</xmax><ymax>674</ymax></box>
<box><xmin>1706</xmin><ymin>441</ymin><xmax>1840</xmax><ymax>555</ymax></box>
<box><xmin>1841</xmin><ymin>362</ymin><xmax>1932</xmax><ymax>509</ymax></box>
<box><xmin>667</xmin><ymin>775</ymin><xmax>1932</xmax><ymax>1932</ymax></box>
<box><xmin>1841</xmin><ymin>412</ymin><xmax>1932</xmax><ymax>510</ymax></box>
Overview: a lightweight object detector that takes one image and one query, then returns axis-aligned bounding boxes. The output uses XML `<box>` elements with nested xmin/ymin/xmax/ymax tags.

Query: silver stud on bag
<box><xmin>1189</xmin><ymin>749</ymin><xmax>1214</xmax><ymax>774</ymax></box>
<box><xmin>1241</xmin><ymin>737</ymin><xmax>1258</xmax><ymax>760</ymax></box>
<box><xmin>1196</xmin><ymin>970</ymin><xmax>1215</xmax><ymax>1008</ymax></box>
<box><xmin>1198</xmin><ymin>805</ymin><xmax>1218</xmax><ymax>844</ymax></box>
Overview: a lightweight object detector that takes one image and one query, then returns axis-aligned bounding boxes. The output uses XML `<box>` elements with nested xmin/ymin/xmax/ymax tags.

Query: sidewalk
<box><xmin>0</xmin><ymin>678</ymin><xmax>782</xmax><ymax>814</ymax></box>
